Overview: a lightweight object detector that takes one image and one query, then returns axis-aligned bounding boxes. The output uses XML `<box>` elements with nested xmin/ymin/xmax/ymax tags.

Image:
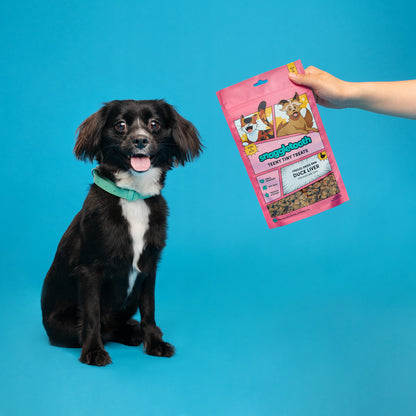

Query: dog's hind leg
<box><xmin>104</xmin><ymin>319</ymin><xmax>143</xmax><ymax>346</ymax></box>
<box><xmin>43</xmin><ymin>307</ymin><xmax>81</xmax><ymax>348</ymax></box>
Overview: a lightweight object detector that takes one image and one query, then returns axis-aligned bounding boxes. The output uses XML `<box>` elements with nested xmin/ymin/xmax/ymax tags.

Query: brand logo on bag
<box><xmin>258</xmin><ymin>136</ymin><xmax>312</xmax><ymax>162</ymax></box>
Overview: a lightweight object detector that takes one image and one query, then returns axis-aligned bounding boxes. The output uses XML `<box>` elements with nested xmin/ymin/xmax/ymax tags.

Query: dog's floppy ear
<box><xmin>278</xmin><ymin>99</ymin><xmax>289</xmax><ymax>110</ymax></box>
<box><xmin>74</xmin><ymin>105</ymin><xmax>108</xmax><ymax>162</ymax></box>
<box><xmin>165</xmin><ymin>103</ymin><xmax>202</xmax><ymax>166</ymax></box>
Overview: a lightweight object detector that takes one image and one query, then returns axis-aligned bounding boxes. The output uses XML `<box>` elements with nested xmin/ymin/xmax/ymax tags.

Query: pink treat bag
<box><xmin>217</xmin><ymin>60</ymin><xmax>348</xmax><ymax>228</ymax></box>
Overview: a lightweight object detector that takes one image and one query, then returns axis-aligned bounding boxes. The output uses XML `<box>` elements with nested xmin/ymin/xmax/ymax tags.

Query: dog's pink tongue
<box><xmin>131</xmin><ymin>156</ymin><xmax>151</xmax><ymax>172</ymax></box>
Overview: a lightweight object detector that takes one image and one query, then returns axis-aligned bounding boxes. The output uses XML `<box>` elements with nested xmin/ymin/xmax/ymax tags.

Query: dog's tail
<box><xmin>257</xmin><ymin>101</ymin><xmax>273</xmax><ymax>129</ymax></box>
<box><xmin>304</xmin><ymin>108</ymin><xmax>314</xmax><ymax>128</ymax></box>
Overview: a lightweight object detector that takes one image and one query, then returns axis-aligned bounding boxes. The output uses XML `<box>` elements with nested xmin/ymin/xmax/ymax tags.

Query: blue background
<box><xmin>1</xmin><ymin>0</ymin><xmax>416</xmax><ymax>415</ymax></box>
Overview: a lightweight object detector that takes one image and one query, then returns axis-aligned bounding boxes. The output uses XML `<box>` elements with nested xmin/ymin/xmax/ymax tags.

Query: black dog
<box><xmin>41</xmin><ymin>100</ymin><xmax>201</xmax><ymax>366</ymax></box>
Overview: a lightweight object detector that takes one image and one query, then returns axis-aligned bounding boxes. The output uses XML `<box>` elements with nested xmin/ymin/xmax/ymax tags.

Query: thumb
<box><xmin>288</xmin><ymin>72</ymin><xmax>316</xmax><ymax>88</ymax></box>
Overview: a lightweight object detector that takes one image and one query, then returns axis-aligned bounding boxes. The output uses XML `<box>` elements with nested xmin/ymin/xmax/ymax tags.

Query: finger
<box><xmin>304</xmin><ymin>66</ymin><xmax>321</xmax><ymax>75</ymax></box>
<box><xmin>288</xmin><ymin>72</ymin><xmax>315</xmax><ymax>88</ymax></box>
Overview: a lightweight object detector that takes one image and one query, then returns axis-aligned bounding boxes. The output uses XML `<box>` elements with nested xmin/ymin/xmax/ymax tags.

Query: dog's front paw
<box><xmin>144</xmin><ymin>339</ymin><xmax>175</xmax><ymax>357</ymax></box>
<box><xmin>80</xmin><ymin>348</ymin><xmax>112</xmax><ymax>366</ymax></box>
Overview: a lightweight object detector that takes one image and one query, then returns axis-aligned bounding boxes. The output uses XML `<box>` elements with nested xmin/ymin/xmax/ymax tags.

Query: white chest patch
<box><xmin>116</xmin><ymin>168</ymin><xmax>163</xmax><ymax>297</ymax></box>
<box><xmin>120</xmin><ymin>198</ymin><xmax>150</xmax><ymax>296</ymax></box>
<box><xmin>115</xmin><ymin>167</ymin><xmax>163</xmax><ymax>197</ymax></box>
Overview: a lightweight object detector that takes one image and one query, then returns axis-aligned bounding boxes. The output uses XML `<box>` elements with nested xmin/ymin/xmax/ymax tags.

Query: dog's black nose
<box><xmin>132</xmin><ymin>137</ymin><xmax>149</xmax><ymax>149</ymax></box>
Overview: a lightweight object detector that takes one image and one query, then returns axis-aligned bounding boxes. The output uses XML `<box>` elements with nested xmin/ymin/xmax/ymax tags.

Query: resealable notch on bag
<box><xmin>216</xmin><ymin>60</ymin><xmax>348</xmax><ymax>228</ymax></box>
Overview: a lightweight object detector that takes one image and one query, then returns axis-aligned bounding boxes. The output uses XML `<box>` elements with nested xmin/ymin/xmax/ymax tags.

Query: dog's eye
<box><xmin>149</xmin><ymin>120</ymin><xmax>160</xmax><ymax>132</ymax></box>
<box><xmin>114</xmin><ymin>121</ymin><xmax>127</xmax><ymax>132</ymax></box>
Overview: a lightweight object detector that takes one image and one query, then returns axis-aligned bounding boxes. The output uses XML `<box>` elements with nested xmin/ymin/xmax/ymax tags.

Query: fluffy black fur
<box><xmin>41</xmin><ymin>100</ymin><xmax>201</xmax><ymax>366</ymax></box>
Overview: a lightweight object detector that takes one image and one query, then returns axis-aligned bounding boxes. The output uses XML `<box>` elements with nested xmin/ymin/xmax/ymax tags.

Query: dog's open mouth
<box><xmin>293</xmin><ymin>112</ymin><xmax>299</xmax><ymax>117</ymax></box>
<box><xmin>246</xmin><ymin>126</ymin><xmax>253</xmax><ymax>133</ymax></box>
<box><xmin>130</xmin><ymin>155</ymin><xmax>151</xmax><ymax>172</ymax></box>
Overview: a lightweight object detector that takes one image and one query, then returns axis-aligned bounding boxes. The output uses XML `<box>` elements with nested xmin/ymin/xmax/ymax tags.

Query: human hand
<box><xmin>288</xmin><ymin>66</ymin><xmax>352</xmax><ymax>109</ymax></box>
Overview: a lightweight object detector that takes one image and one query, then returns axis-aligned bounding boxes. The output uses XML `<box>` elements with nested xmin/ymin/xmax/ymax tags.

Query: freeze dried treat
<box><xmin>217</xmin><ymin>60</ymin><xmax>348</xmax><ymax>228</ymax></box>
<box><xmin>267</xmin><ymin>173</ymin><xmax>340</xmax><ymax>217</ymax></box>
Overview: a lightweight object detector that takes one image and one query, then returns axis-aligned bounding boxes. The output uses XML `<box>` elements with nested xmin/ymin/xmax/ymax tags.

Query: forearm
<box><xmin>344</xmin><ymin>80</ymin><xmax>416</xmax><ymax>119</ymax></box>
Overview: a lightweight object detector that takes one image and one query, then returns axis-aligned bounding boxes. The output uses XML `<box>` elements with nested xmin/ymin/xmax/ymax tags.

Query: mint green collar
<box><xmin>92</xmin><ymin>168</ymin><xmax>153</xmax><ymax>201</ymax></box>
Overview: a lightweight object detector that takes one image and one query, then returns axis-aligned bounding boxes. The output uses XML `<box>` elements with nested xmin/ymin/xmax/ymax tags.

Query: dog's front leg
<box><xmin>138</xmin><ymin>264</ymin><xmax>175</xmax><ymax>358</ymax></box>
<box><xmin>76</xmin><ymin>266</ymin><xmax>112</xmax><ymax>366</ymax></box>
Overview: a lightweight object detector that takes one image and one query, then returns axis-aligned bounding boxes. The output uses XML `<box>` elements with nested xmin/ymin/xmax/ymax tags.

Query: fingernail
<box><xmin>288</xmin><ymin>72</ymin><xmax>297</xmax><ymax>79</ymax></box>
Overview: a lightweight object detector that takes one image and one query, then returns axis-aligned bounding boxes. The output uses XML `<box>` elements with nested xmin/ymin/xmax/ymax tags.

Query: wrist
<box><xmin>342</xmin><ymin>81</ymin><xmax>363</xmax><ymax>109</ymax></box>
